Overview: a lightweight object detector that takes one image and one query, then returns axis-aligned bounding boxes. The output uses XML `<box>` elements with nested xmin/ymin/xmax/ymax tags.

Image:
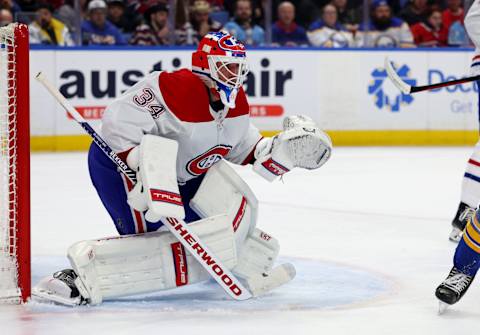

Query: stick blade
<box><xmin>384</xmin><ymin>57</ymin><xmax>412</xmax><ymax>94</ymax></box>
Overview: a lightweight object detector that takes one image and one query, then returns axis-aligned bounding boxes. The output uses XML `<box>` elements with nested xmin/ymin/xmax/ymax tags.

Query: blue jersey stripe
<box><xmin>465</xmin><ymin>172</ymin><xmax>480</xmax><ymax>183</ymax></box>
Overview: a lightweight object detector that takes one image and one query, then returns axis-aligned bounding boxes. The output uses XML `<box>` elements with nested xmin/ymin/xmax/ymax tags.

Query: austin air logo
<box><xmin>368</xmin><ymin>64</ymin><xmax>416</xmax><ymax>112</ymax></box>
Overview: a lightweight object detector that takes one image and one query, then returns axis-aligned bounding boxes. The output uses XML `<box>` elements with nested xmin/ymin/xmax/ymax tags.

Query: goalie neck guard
<box><xmin>192</xmin><ymin>31</ymin><xmax>249</xmax><ymax>109</ymax></box>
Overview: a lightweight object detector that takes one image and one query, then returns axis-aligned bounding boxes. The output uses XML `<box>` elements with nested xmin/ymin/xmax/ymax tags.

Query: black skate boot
<box><xmin>449</xmin><ymin>202</ymin><xmax>476</xmax><ymax>243</ymax></box>
<box><xmin>435</xmin><ymin>267</ymin><xmax>475</xmax><ymax>308</ymax></box>
<box><xmin>32</xmin><ymin>269</ymin><xmax>88</xmax><ymax>306</ymax></box>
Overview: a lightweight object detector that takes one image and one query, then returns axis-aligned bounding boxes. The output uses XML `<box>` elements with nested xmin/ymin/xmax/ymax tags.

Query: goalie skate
<box><xmin>32</xmin><ymin>269</ymin><xmax>87</xmax><ymax>306</ymax></box>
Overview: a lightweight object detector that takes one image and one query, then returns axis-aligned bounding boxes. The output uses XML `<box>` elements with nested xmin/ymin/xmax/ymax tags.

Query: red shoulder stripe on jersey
<box><xmin>159</xmin><ymin>69</ymin><xmax>213</xmax><ymax>122</ymax></box>
<box><xmin>159</xmin><ymin>69</ymin><xmax>250</xmax><ymax>121</ymax></box>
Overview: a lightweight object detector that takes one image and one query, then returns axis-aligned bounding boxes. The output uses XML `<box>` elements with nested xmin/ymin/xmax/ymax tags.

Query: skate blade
<box><xmin>438</xmin><ymin>301</ymin><xmax>449</xmax><ymax>315</ymax></box>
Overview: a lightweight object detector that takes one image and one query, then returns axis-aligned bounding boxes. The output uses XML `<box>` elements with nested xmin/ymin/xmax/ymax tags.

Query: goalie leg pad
<box><xmin>190</xmin><ymin>159</ymin><xmax>258</xmax><ymax>250</ymax></box>
<box><xmin>190</xmin><ymin>160</ymin><xmax>296</xmax><ymax>295</ymax></box>
<box><xmin>233</xmin><ymin>228</ymin><xmax>279</xmax><ymax>278</ymax></box>
<box><xmin>67</xmin><ymin>214</ymin><xmax>236</xmax><ymax>305</ymax></box>
<box><xmin>234</xmin><ymin>229</ymin><xmax>296</xmax><ymax>296</ymax></box>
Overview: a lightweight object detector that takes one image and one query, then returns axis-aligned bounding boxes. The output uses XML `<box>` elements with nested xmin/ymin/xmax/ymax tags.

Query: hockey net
<box><xmin>0</xmin><ymin>23</ymin><xmax>30</xmax><ymax>303</ymax></box>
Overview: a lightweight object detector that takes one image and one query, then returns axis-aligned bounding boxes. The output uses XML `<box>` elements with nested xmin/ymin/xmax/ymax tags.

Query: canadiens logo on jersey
<box><xmin>187</xmin><ymin>145</ymin><xmax>232</xmax><ymax>176</ymax></box>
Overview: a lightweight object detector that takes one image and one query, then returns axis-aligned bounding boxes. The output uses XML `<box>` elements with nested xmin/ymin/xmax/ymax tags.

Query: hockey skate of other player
<box><xmin>32</xmin><ymin>32</ymin><xmax>332</xmax><ymax>306</ymax></box>
<box><xmin>436</xmin><ymin>208</ymin><xmax>480</xmax><ymax>310</ymax></box>
<box><xmin>448</xmin><ymin>0</ymin><xmax>480</xmax><ymax>243</ymax></box>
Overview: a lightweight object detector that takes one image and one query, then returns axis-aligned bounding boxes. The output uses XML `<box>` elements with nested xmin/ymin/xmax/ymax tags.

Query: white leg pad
<box><xmin>189</xmin><ymin>160</ymin><xmax>296</xmax><ymax>296</ymax></box>
<box><xmin>234</xmin><ymin>228</ymin><xmax>279</xmax><ymax>278</ymax></box>
<box><xmin>68</xmin><ymin>214</ymin><xmax>236</xmax><ymax>305</ymax></box>
<box><xmin>190</xmin><ymin>159</ymin><xmax>258</xmax><ymax>250</ymax></box>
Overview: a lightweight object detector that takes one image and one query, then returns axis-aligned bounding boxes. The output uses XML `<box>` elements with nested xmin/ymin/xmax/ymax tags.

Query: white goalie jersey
<box><xmin>101</xmin><ymin>68</ymin><xmax>262</xmax><ymax>183</ymax></box>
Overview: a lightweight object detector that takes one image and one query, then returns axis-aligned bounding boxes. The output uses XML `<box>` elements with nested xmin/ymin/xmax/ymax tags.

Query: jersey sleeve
<box><xmin>226</xmin><ymin>121</ymin><xmax>262</xmax><ymax>165</ymax></box>
<box><xmin>101</xmin><ymin>72</ymin><xmax>181</xmax><ymax>153</ymax></box>
<box><xmin>101</xmin><ymin>98</ymin><xmax>158</xmax><ymax>152</ymax></box>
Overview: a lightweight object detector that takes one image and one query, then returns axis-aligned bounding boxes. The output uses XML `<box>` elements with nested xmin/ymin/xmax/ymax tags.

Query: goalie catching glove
<box><xmin>253</xmin><ymin>115</ymin><xmax>332</xmax><ymax>182</ymax></box>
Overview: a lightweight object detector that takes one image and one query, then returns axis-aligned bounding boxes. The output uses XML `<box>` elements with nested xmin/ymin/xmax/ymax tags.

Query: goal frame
<box><xmin>2</xmin><ymin>23</ymin><xmax>30</xmax><ymax>303</ymax></box>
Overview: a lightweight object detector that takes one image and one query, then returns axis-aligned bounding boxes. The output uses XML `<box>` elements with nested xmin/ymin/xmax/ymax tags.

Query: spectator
<box><xmin>130</xmin><ymin>2</ymin><xmax>170</xmax><ymax>45</ymax></box>
<box><xmin>0</xmin><ymin>8</ymin><xmax>12</xmax><ymax>26</ymax></box>
<box><xmin>223</xmin><ymin>0</ymin><xmax>265</xmax><ymax>46</ymax></box>
<box><xmin>55</xmin><ymin>1</ymin><xmax>77</xmax><ymax>35</ymax></box>
<box><xmin>410</xmin><ymin>8</ymin><xmax>448</xmax><ymax>46</ymax></box>
<box><xmin>224</xmin><ymin>0</ymin><xmax>264</xmax><ymax>26</ymax></box>
<box><xmin>307</xmin><ymin>4</ymin><xmax>354</xmax><ymax>47</ymax></box>
<box><xmin>81</xmin><ymin>0</ymin><xmax>127</xmax><ymax>45</ymax></box>
<box><xmin>0</xmin><ymin>0</ymin><xmax>20</xmax><ymax>18</ymax></box>
<box><xmin>106</xmin><ymin>0</ymin><xmax>136</xmax><ymax>33</ymax></box>
<box><xmin>356</xmin><ymin>0</ymin><xmax>415</xmax><ymax>47</ymax></box>
<box><xmin>176</xmin><ymin>0</ymin><xmax>222</xmax><ymax>45</ymax></box>
<box><xmin>330</xmin><ymin>0</ymin><xmax>361</xmax><ymax>33</ymax></box>
<box><xmin>272</xmin><ymin>1</ymin><xmax>308</xmax><ymax>46</ymax></box>
<box><xmin>443</xmin><ymin>0</ymin><xmax>464</xmax><ymax>31</ymax></box>
<box><xmin>29</xmin><ymin>4</ymin><xmax>74</xmax><ymax>46</ymax></box>
<box><xmin>400</xmin><ymin>0</ymin><xmax>429</xmax><ymax>25</ymax></box>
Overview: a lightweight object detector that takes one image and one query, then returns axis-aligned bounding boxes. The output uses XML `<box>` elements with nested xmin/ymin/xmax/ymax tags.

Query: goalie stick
<box><xmin>35</xmin><ymin>72</ymin><xmax>253</xmax><ymax>301</ymax></box>
<box><xmin>385</xmin><ymin>57</ymin><xmax>480</xmax><ymax>94</ymax></box>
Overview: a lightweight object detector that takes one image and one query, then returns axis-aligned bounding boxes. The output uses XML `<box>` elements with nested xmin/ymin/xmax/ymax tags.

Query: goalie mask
<box><xmin>192</xmin><ymin>31</ymin><xmax>249</xmax><ymax>108</ymax></box>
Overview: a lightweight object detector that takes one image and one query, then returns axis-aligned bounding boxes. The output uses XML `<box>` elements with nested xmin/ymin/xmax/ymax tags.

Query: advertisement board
<box><xmin>29</xmin><ymin>47</ymin><xmax>479</xmax><ymax>150</ymax></box>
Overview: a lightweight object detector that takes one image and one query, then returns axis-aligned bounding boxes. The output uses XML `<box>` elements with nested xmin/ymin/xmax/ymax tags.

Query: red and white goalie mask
<box><xmin>192</xmin><ymin>31</ymin><xmax>249</xmax><ymax>108</ymax></box>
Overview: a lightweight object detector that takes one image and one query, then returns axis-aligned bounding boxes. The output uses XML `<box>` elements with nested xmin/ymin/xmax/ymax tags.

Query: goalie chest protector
<box><xmin>101</xmin><ymin>69</ymin><xmax>262</xmax><ymax>183</ymax></box>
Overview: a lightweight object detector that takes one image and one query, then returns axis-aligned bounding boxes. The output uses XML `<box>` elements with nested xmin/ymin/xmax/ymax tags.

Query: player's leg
<box><xmin>87</xmin><ymin>142</ymin><xmax>158</xmax><ymax>234</ymax></box>
<box><xmin>449</xmin><ymin>141</ymin><xmax>480</xmax><ymax>242</ymax></box>
<box><xmin>448</xmin><ymin>1</ymin><xmax>480</xmax><ymax>241</ymax></box>
<box><xmin>32</xmin><ymin>142</ymin><xmax>206</xmax><ymax>304</ymax></box>
<box><xmin>31</xmin><ymin>143</ymin><xmax>156</xmax><ymax>304</ymax></box>
<box><xmin>33</xmin><ymin>159</ymin><xmax>294</xmax><ymax>305</ymax></box>
<box><xmin>436</xmin><ymin>208</ymin><xmax>480</xmax><ymax>305</ymax></box>
<box><xmin>466</xmin><ymin>0</ymin><xmax>480</xmax><ymax>75</ymax></box>
<box><xmin>88</xmin><ymin>142</ymin><xmax>203</xmax><ymax>234</ymax></box>
<box><xmin>33</xmin><ymin>214</ymin><xmax>237</xmax><ymax>305</ymax></box>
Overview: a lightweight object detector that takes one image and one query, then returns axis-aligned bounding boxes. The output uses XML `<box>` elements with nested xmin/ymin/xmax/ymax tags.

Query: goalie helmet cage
<box><xmin>0</xmin><ymin>23</ymin><xmax>30</xmax><ymax>303</ymax></box>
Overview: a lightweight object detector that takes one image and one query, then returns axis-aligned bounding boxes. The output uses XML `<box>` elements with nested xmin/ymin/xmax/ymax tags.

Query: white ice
<box><xmin>2</xmin><ymin>147</ymin><xmax>480</xmax><ymax>335</ymax></box>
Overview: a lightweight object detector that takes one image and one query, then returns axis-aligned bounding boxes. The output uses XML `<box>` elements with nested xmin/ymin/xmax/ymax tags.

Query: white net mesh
<box><xmin>0</xmin><ymin>24</ymin><xmax>21</xmax><ymax>303</ymax></box>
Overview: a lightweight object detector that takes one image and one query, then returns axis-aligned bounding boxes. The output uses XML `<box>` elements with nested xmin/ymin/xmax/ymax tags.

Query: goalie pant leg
<box><xmin>453</xmin><ymin>209</ymin><xmax>480</xmax><ymax>276</ymax></box>
<box><xmin>87</xmin><ymin>143</ymin><xmax>202</xmax><ymax>235</ymax></box>
<box><xmin>458</xmin><ymin>140</ymin><xmax>480</xmax><ymax>209</ymax></box>
<box><xmin>465</xmin><ymin>0</ymin><xmax>480</xmax><ymax>70</ymax></box>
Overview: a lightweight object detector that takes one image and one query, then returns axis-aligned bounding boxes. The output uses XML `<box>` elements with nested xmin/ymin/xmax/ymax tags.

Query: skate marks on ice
<box><xmin>29</xmin><ymin>256</ymin><xmax>392</xmax><ymax>312</ymax></box>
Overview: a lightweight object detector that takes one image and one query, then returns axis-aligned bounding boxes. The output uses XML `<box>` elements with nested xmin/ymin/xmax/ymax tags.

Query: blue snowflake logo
<box><xmin>368</xmin><ymin>64</ymin><xmax>417</xmax><ymax>112</ymax></box>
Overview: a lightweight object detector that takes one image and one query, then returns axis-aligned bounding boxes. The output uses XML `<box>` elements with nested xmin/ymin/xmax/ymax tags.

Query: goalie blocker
<box><xmin>33</xmin><ymin>151</ymin><xmax>295</xmax><ymax>305</ymax></box>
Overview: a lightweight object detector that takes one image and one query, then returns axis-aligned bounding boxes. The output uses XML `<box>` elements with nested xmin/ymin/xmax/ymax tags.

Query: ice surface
<box><xmin>2</xmin><ymin>147</ymin><xmax>480</xmax><ymax>335</ymax></box>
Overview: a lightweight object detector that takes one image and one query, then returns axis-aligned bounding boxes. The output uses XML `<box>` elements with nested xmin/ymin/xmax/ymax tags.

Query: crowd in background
<box><xmin>0</xmin><ymin>0</ymin><xmax>471</xmax><ymax>47</ymax></box>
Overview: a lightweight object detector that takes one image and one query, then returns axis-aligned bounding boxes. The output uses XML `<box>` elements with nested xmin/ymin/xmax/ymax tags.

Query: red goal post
<box><xmin>0</xmin><ymin>23</ymin><xmax>31</xmax><ymax>303</ymax></box>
